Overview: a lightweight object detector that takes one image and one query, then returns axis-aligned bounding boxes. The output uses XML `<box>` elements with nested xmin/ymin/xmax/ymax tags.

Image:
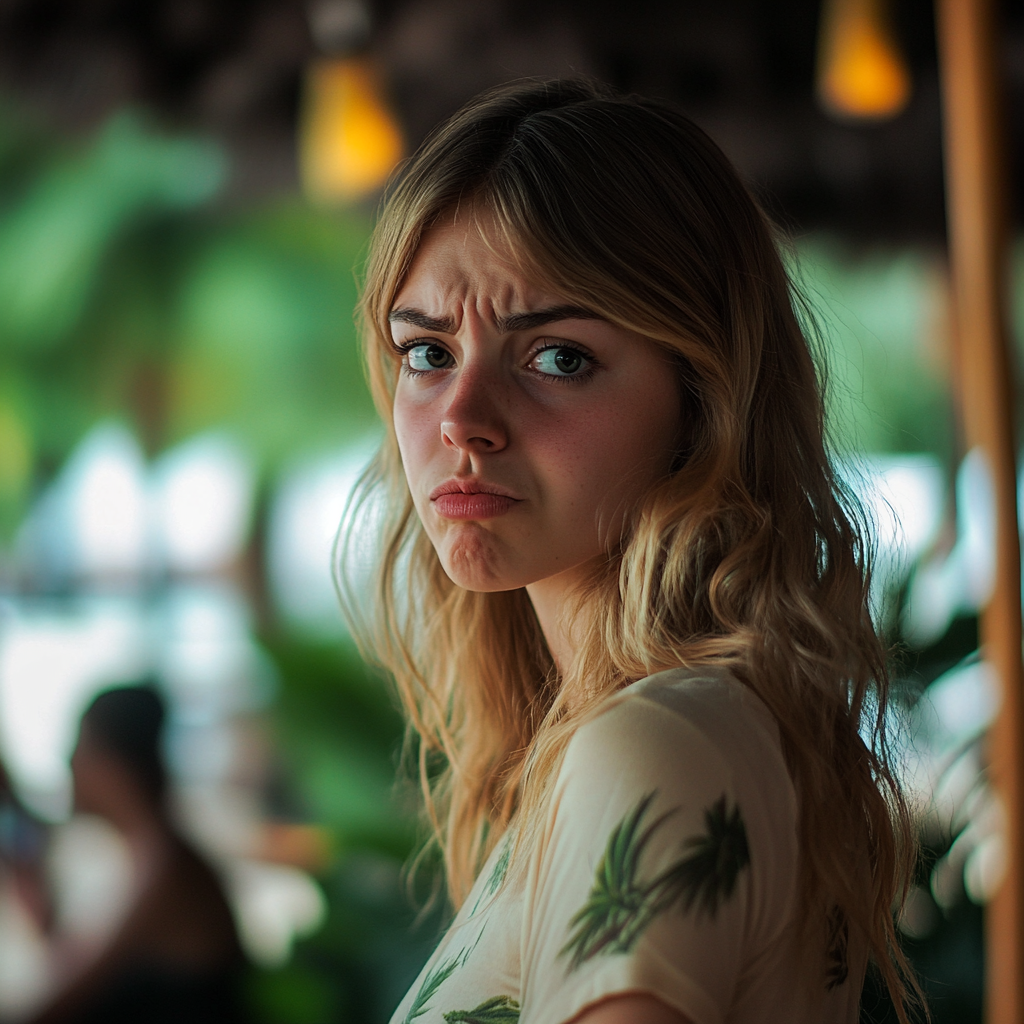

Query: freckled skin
<box><xmin>391</xmin><ymin>212</ymin><xmax>682</xmax><ymax>605</ymax></box>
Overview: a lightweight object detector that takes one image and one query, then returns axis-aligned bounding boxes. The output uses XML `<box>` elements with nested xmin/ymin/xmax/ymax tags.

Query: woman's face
<box><xmin>391</xmin><ymin>211</ymin><xmax>682</xmax><ymax>594</ymax></box>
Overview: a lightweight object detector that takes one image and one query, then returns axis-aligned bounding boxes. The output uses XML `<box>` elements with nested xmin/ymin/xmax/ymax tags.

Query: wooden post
<box><xmin>936</xmin><ymin>1</ymin><xmax>1023</xmax><ymax>1021</ymax></box>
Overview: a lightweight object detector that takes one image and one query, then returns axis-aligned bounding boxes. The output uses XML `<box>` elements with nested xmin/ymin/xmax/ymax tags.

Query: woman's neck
<box><xmin>526</xmin><ymin>564</ymin><xmax>591</xmax><ymax>675</ymax></box>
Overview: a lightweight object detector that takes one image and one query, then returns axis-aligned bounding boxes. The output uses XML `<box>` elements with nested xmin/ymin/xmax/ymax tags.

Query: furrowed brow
<box><xmin>387</xmin><ymin>304</ymin><xmax>603</xmax><ymax>334</ymax></box>
<box><xmin>388</xmin><ymin>308</ymin><xmax>457</xmax><ymax>333</ymax></box>
<box><xmin>497</xmin><ymin>306</ymin><xmax>603</xmax><ymax>333</ymax></box>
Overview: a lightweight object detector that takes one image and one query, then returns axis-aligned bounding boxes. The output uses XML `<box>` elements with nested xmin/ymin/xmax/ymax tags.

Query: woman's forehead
<box><xmin>392</xmin><ymin>212</ymin><xmax>574</xmax><ymax>326</ymax></box>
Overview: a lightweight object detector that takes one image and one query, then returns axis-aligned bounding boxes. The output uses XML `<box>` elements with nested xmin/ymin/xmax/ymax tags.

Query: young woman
<box><xmin>341</xmin><ymin>79</ymin><xmax>919</xmax><ymax>1024</ymax></box>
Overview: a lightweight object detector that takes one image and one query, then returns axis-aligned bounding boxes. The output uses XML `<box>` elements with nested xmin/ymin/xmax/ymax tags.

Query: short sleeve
<box><xmin>520</xmin><ymin>689</ymin><xmax>788</xmax><ymax>1024</ymax></box>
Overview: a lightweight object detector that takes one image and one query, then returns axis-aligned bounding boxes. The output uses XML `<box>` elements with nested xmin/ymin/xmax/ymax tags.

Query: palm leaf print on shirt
<box><xmin>470</xmin><ymin>837</ymin><xmax>512</xmax><ymax>916</ymax></box>
<box><xmin>443</xmin><ymin>994</ymin><xmax>520</xmax><ymax>1022</ymax></box>
<box><xmin>561</xmin><ymin>790</ymin><xmax>750</xmax><ymax>970</ymax></box>
<box><xmin>403</xmin><ymin>953</ymin><xmax>463</xmax><ymax>1023</ymax></box>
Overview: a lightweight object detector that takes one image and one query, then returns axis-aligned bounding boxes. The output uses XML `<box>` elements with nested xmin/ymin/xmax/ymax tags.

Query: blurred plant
<box><xmin>253</xmin><ymin>636</ymin><xmax>440</xmax><ymax>1023</ymax></box>
<box><xmin>859</xmin><ymin>508</ymin><xmax>993</xmax><ymax>1022</ymax></box>
<box><xmin>0</xmin><ymin>112</ymin><xmax>223</xmax><ymax>351</ymax></box>
<box><xmin>0</xmin><ymin>94</ymin><xmax>412</xmax><ymax>1023</ymax></box>
<box><xmin>792</xmin><ymin>238</ymin><xmax>955</xmax><ymax>461</ymax></box>
<box><xmin>0</xmin><ymin>100</ymin><xmax>377</xmax><ymax>544</ymax></box>
<box><xmin>859</xmin><ymin>621</ymin><xmax>986</xmax><ymax>1024</ymax></box>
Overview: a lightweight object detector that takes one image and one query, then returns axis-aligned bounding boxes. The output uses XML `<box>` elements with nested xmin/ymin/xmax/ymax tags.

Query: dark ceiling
<box><xmin>0</xmin><ymin>0</ymin><xmax>1021</xmax><ymax>241</ymax></box>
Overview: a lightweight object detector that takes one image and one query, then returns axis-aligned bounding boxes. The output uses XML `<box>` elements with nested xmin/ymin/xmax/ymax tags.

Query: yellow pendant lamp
<box><xmin>816</xmin><ymin>0</ymin><xmax>912</xmax><ymax>120</ymax></box>
<box><xmin>299</xmin><ymin>56</ymin><xmax>403</xmax><ymax>204</ymax></box>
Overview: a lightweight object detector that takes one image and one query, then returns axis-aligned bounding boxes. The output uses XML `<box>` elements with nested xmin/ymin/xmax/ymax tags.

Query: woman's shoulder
<box><xmin>527</xmin><ymin>665</ymin><xmax>802</xmax><ymax>1023</ymax></box>
<box><xmin>559</xmin><ymin>665</ymin><xmax>795</xmax><ymax>821</ymax></box>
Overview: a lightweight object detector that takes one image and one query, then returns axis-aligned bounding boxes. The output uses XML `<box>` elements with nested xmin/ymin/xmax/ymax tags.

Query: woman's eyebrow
<box><xmin>388</xmin><ymin>308</ymin><xmax>457</xmax><ymax>332</ymax></box>
<box><xmin>387</xmin><ymin>305</ymin><xmax>603</xmax><ymax>334</ymax></box>
<box><xmin>497</xmin><ymin>306</ymin><xmax>603</xmax><ymax>332</ymax></box>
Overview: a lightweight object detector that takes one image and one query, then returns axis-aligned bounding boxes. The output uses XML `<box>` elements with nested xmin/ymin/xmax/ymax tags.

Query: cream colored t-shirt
<box><xmin>389</xmin><ymin>667</ymin><xmax>866</xmax><ymax>1024</ymax></box>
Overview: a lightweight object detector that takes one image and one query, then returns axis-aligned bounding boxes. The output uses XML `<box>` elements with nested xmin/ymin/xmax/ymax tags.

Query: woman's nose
<box><xmin>439</xmin><ymin>366</ymin><xmax>509</xmax><ymax>454</ymax></box>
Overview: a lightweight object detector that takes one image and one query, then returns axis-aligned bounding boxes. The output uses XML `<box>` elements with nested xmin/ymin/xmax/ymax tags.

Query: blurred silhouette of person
<box><xmin>27</xmin><ymin>685</ymin><xmax>248</xmax><ymax>1024</ymax></box>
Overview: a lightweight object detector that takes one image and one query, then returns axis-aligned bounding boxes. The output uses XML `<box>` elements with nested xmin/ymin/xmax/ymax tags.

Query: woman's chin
<box><xmin>438</xmin><ymin>545</ymin><xmax>530</xmax><ymax>593</ymax></box>
<box><xmin>433</xmin><ymin>530</ymin><xmax>513</xmax><ymax>592</ymax></box>
<box><xmin>441</xmin><ymin>561</ymin><xmax>523</xmax><ymax>593</ymax></box>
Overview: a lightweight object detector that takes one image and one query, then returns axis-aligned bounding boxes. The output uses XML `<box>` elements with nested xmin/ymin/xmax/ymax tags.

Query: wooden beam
<box><xmin>936</xmin><ymin>1</ymin><xmax>1023</xmax><ymax>1021</ymax></box>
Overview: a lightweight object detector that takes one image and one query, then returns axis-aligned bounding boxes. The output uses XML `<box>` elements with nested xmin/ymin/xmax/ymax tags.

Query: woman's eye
<box><xmin>406</xmin><ymin>344</ymin><xmax>453</xmax><ymax>371</ymax></box>
<box><xmin>532</xmin><ymin>346</ymin><xmax>590</xmax><ymax>377</ymax></box>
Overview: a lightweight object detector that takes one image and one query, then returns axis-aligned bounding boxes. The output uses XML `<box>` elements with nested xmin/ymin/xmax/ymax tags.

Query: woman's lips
<box><xmin>429</xmin><ymin>479</ymin><xmax>521</xmax><ymax>520</ymax></box>
<box><xmin>432</xmin><ymin>492</ymin><xmax>518</xmax><ymax>519</ymax></box>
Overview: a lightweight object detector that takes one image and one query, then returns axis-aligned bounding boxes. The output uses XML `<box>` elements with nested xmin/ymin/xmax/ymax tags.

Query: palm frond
<box><xmin>404</xmin><ymin>953</ymin><xmax>463</xmax><ymax>1023</ymax></box>
<box><xmin>649</xmin><ymin>795</ymin><xmax>750</xmax><ymax>919</ymax></box>
<box><xmin>561</xmin><ymin>791</ymin><xmax>673</xmax><ymax>969</ymax></box>
<box><xmin>471</xmin><ymin>837</ymin><xmax>513</xmax><ymax>916</ymax></box>
<box><xmin>560</xmin><ymin>791</ymin><xmax>751</xmax><ymax>972</ymax></box>
<box><xmin>605</xmin><ymin>791</ymin><xmax>672</xmax><ymax>895</ymax></box>
<box><xmin>443</xmin><ymin>994</ymin><xmax>521</xmax><ymax>1023</ymax></box>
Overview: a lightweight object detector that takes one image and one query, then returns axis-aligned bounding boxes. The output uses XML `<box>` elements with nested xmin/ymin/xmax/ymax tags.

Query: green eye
<box><xmin>407</xmin><ymin>344</ymin><xmax>452</xmax><ymax>370</ymax></box>
<box><xmin>534</xmin><ymin>346</ymin><xmax>588</xmax><ymax>376</ymax></box>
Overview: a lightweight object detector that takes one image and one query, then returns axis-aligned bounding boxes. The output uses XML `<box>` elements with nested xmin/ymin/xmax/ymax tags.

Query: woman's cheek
<box><xmin>394</xmin><ymin>394</ymin><xmax>436</xmax><ymax>475</ymax></box>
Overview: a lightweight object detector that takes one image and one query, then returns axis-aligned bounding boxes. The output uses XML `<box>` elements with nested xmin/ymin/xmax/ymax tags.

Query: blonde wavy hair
<box><xmin>340</xmin><ymin>79</ymin><xmax>920</xmax><ymax>1018</ymax></box>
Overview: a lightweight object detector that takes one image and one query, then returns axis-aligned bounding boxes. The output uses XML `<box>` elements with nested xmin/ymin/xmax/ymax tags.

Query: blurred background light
<box><xmin>227</xmin><ymin>859</ymin><xmax>328</xmax><ymax>967</ymax></box>
<box><xmin>65</xmin><ymin>423</ymin><xmax>150</xmax><ymax>581</ymax></box>
<box><xmin>919</xmin><ymin>658</ymin><xmax>1000</xmax><ymax>760</ymax></box>
<box><xmin>158</xmin><ymin>583</ymin><xmax>273</xmax><ymax>716</ymax></box>
<box><xmin>0</xmin><ymin>880</ymin><xmax>49</xmax><ymax>1017</ymax></box>
<box><xmin>267</xmin><ymin>437</ymin><xmax>379</xmax><ymax>636</ymax></box>
<box><xmin>15</xmin><ymin>422</ymin><xmax>149</xmax><ymax>585</ymax></box>
<box><xmin>898</xmin><ymin>655</ymin><xmax>1006</xmax><ymax>915</ymax></box>
<box><xmin>299</xmin><ymin>57</ymin><xmax>403</xmax><ymax>203</ymax></box>
<box><xmin>308</xmin><ymin>0</ymin><xmax>372</xmax><ymax>54</ymax></box>
<box><xmin>838</xmin><ymin>453</ymin><xmax>945</xmax><ymax>621</ymax></box>
<box><xmin>843</xmin><ymin>452</ymin><xmax>945</xmax><ymax>566</ymax></box>
<box><xmin>47</xmin><ymin>815</ymin><xmax>134</xmax><ymax>942</ymax></box>
<box><xmin>816</xmin><ymin>0</ymin><xmax>911</xmax><ymax>121</ymax></box>
<box><xmin>151</xmin><ymin>432</ymin><xmax>255</xmax><ymax>576</ymax></box>
<box><xmin>903</xmin><ymin>448</ymin><xmax>997</xmax><ymax>647</ymax></box>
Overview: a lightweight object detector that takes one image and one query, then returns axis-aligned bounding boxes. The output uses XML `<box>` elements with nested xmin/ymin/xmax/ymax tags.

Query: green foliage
<box><xmin>256</xmin><ymin>635</ymin><xmax>441</xmax><ymax>1023</ymax></box>
<box><xmin>561</xmin><ymin>791</ymin><xmax>750</xmax><ymax>970</ymax></box>
<box><xmin>263</xmin><ymin>635</ymin><xmax>412</xmax><ymax>856</ymax></box>
<box><xmin>790</xmin><ymin>239</ymin><xmax>954</xmax><ymax>459</ymax></box>
<box><xmin>443</xmin><ymin>994</ymin><xmax>521</xmax><ymax>1023</ymax></box>
<box><xmin>246</xmin><ymin>963</ymin><xmax>341</xmax><ymax>1024</ymax></box>
<box><xmin>0</xmin><ymin>112</ymin><xmax>223</xmax><ymax>351</ymax></box>
<box><xmin>169</xmin><ymin>201</ymin><xmax>376</xmax><ymax>461</ymax></box>
<box><xmin>0</xmin><ymin>102</ymin><xmax>377</xmax><ymax>535</ymax></box>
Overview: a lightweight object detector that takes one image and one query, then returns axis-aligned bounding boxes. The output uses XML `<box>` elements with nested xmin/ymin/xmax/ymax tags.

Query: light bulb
<box><xmin>816</xmin><ymin>0</ymin><xmax>911</xmax><ymax>121</ymax></box>
<box><xmin>299</xmin><ymin>57</ymin><xmax>403</xmax><ymax>203</ymax></box>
